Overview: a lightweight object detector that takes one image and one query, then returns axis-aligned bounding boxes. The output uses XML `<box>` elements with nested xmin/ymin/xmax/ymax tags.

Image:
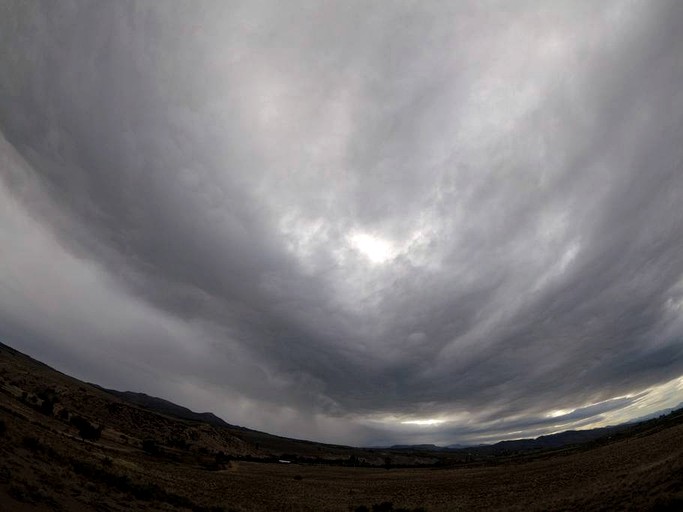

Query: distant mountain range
<box><xmin>90</xmin><ymin>385</ymin><xmax>236</xmax><ymax>430</ymax></box>
<box><xmin>6</xmin><ymin>339</ymin><xmax>680</xmax><ymax>459</ymax></box>
<box><xmin>625</xmin><ymin>403</ymin><xmax>683</xmax><ymax>425</ymax></box>
<box><xmin>101</xmin><ymin>384</ymin><xmax>683</xmax><ymax>455</ymax></box>
<box><xmin>98</xmin><ymin>386</ymin><xmax>672</xmax><ymax>458</ymax></box>
<box><xmin>389</xmin><ymin>403</ymin><xmax>683</xmax><ymax>455</ymax></box>
<box><xmin>388</xmin><ymin>427</ymin><xmax>626</xmax><ymax>453</ymax></box>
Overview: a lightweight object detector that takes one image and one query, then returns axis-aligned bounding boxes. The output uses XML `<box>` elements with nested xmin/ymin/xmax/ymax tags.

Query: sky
<box><xmin>1</xmin><ymin>0</ymin><xmax>683</xmax><ymax>447</ymax></box>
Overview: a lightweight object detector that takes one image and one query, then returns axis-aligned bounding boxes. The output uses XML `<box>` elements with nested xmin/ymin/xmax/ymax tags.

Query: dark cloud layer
<box><xmin>1</xmin><ymin>0</ymin><xmax>682</xmax><ymax>445</ymax></box>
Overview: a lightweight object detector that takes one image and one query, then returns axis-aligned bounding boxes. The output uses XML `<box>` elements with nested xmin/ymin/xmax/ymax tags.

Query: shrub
<box><xmin>8</xmin><ymin>484</ymin><xmax>29</xmax><ymax>503</ymax></box>
<box><xmin>0</xmin><ymin>465</ymin><xmax>11</xmax><ymax>484</ymax></box>
<box><xmin>37</xmin><ymin>387</ymin><xmax>58</xmax><ymax>403</ymax></box>
<box><xmin>39</xmin><ymin>398</ymin><xmax>55</xmax><ymax>416</ymax></box>
<box><xmin>354</xmin><ymin>504</ymin><xmax>426</xmax><ymax>512</ymax></box>
<box><xmin>22</xmin><ymin>436</ymin><xmax>41</xmax><ymax>452</ymax></box>
<box><xmin>652</xmin><ymin>495</ymin><xmax>683</xmax><ymax>512</ymax></box>
<box><xmin>19</xmin><ymin>435</ymin><xmax>61</xmax><ymax>461</ymax></box>
<box><xmin>356</xmin><ymin>503</ymin><xmax>426</xmax><ymax>512</ymax></box>
<box><xmin>71</xmin><ymin>460</ymin><xmax>203</xmax><ymax>509</ymax></box>
<box><xmin>215</xmin><ymin>451</ymin><xmax>231</xmax><ymax>464</ymax></box>
<box><xmin>168</xmin><ymin>436</ymin><xmax>189</xmax><ymax>450</ymax></box>
<box><xmin>70</xmin><ymin>415</ymin><xmax>102</xmax><ymax>441</ymax></box>
<box><xmin>142</xmin><ymin>438</ymin><xmax>160</xmax><ymax>456</ymax></box>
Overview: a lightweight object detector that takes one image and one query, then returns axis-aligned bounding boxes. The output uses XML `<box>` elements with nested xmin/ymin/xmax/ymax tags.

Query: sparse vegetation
<box><xmin>1</xmin><ymin>340</ymin><xmax>683</xmax><ymax>511</ymax></box>
<box><xmin>72</xmin><ymin>460</ymin><xmax>232</xmax><ymax>512</ymax></box>
<box><xmin>354</xmin><ymin>502</ymin><xmax>427</xmax><ymax>512</ymax></box>
<box><xmin>8</xmin><ymin>482</ymin><xmax>58</xmax><ymax>507</ymax></box>
<box><xmin>21</xmin><ymin>435</ymin><xmax>41</xmax><ymax>451</ymax></box>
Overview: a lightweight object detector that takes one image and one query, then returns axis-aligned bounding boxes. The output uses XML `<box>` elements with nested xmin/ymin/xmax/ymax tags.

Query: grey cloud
<box><xmin>1</xmin><ymin>0</ymin><xmax>683</xmax><ymax>445</ymax></box>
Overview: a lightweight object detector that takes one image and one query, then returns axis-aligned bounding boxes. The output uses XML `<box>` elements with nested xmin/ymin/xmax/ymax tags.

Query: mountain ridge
<box><xmin>2</xmin><ymin>339</ymin><xmax>682</xmax><ymax>456</ymax></box>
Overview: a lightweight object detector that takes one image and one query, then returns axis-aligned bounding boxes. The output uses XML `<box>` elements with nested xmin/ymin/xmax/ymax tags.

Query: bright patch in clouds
<box><xmin>348</xmin><ymin>232</ymin><xmax>395</xmax><ymax>264</ymax></box>
<box><xmin>545</xmin><ymin>408</ymin><xmax>575</xmax><ymax>419</ymax></box>
<box><xmin>400</xmin><ymin>419</ymin><xmax>446</xmax><ymax>426</ymax></box>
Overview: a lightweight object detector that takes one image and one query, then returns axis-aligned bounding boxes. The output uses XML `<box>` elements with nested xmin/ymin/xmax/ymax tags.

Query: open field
<box><xmin>1</xmin><ymin>342</ymin><xmax>682</xmax><ymax>511</ymax></box>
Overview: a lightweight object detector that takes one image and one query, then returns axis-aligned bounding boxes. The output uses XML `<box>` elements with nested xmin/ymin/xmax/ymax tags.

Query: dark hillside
<box><xmin>1</xmin><ymin>340</ymin><xmax>682</xmax><ymax>511</ymax></box>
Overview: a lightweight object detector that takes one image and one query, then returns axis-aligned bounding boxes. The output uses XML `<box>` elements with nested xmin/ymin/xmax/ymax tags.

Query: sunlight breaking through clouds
<box><xmin>400</xmin><ymin>419</ymin><xmax>447</xmax><ymax>427</ymax></box>
<box><xmin>348</xmin><ymin>232</ymin><xmax>396</xmax><ymax>264</ymax></box>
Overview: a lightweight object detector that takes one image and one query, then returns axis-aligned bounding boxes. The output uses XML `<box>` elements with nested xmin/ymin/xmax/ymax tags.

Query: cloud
<box><xmin>0</xmin><ymin>0</ymin><xmax>682</xmax><ymax>445</ymax></box>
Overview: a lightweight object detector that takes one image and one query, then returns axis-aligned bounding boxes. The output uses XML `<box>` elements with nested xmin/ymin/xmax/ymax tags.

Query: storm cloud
<box><xmin>1</xmin><ymin>0</ymin><xmax>682</xmax><ymax>445</ymax></box>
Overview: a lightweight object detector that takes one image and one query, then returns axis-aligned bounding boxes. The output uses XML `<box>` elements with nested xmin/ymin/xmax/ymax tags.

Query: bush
<box><xmin>22</xmin><ymin>436</ymin><xmax>41</xmax><ymax>452</ymax></box>
<box><xmin>0</xmin><ymin>465</ymin><xmax>11</xmax><ymax>484</ymax></box>
<box><xmin>39</xmin><ymin>399</ymin><xmax>55</xmax><ymax>416</ymax></box>
<box><xmin>215</xmin><ymin>451</ymin><xmax>231</xmax><ymax>464</ymax></box>
<box><xmin>36</xmin><ymin>388</ymin><xmax>58</xmax><ymax>415</ymax></box>
<box><xmin>354</xmin><ymin>504</ymin><xmax>426</xmax><ymax>512</ymax></box>
<box><xmin>373</xmin><ymin>503</ymin><xmax>394</xmax><ymax>512</ymax></box>
<box><xmin>19</xmin><ymin>435</ymin><xmax>62</xmax><ymax>461</ymax></box>
<box><xmin>168</xmin><ymin>436</ymin><xmax>189</xmax><ymax>450</ymax></box>
<box><xmin>652</xmin><ymin>495</ymin><xmax>683</xmax><ymax>512</ymax></box>
<box><xmin>8</xmin><ymin>484</ymin><xmax>29</xmax><ymax>503</ymax></box>
<box><xmin>70</xmin><ymin>460</ymin><xmax>204</xmax><ymax>509</ymax></box>
<box><xmin>142</xmin><ymin>438</ymin><xmax>160</xmax><ymax>456</ymax></box>
<box><xmin>70</xmin><ymin>415</ymin><xmax>102</xmax><ymax>441</ymax></box>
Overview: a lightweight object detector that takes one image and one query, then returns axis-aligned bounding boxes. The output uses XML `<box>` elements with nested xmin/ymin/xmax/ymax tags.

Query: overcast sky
<box><xmin>1</xmin><ymin>0</ymin><xmax>683</xmax><ymax>446</ymax></box>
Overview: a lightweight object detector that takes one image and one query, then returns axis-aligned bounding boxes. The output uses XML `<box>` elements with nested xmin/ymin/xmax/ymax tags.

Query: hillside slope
<box><xmin>1</xmin><ymin>341</ymin><xmax>682</xmax><ymax>511</ymax></box>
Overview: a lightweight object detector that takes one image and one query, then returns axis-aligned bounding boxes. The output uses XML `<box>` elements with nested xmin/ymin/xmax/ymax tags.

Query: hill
<box><xmin>90</xmin><ymin>386</ymin><xmax>234</xmax><ymax>429</ymax></box>
<box><xmin>1</xmin><ymin>340</ymin><xmax>682</xmax><ymax>511</ymax></box>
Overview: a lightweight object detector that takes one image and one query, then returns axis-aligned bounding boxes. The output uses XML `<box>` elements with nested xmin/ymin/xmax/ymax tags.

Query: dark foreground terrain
<box><xmin>1</xmin><ymin>341</ymin><xmax>682</xmax><ymax>511</ymax></box>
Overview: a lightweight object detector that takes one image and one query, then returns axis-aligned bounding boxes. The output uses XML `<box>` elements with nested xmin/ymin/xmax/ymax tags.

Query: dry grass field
<box><xmin>1</xmin><ymin>341</ymin><xmax>682</xmax><ymax>511</ymax></box>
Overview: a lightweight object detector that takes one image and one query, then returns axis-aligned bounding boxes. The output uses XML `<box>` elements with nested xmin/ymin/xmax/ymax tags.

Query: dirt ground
<box><xmin>1</xmin><ymin>343</ymin><xmax>682</xmax><ymax>511</ymax></box>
